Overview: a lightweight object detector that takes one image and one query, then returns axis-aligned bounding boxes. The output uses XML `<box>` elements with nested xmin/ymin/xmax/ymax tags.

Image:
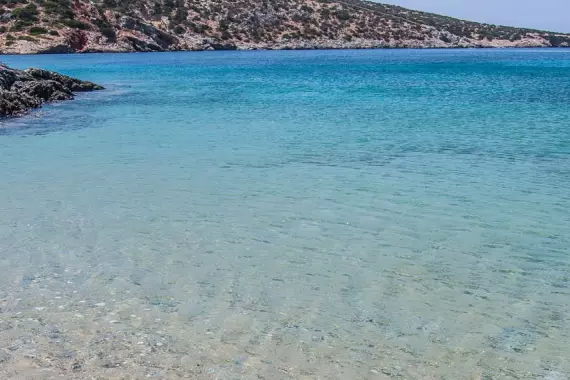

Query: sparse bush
<box><xmin>10</xmin><ymin>19</ymin><xmax>33</xmax><ymax>31</ymax></box>
<box><xmin>320</xmin><ymin>8</ymin><xmax>331</xmax><ymax>18</ymax></box>
<box><xmin>189</xmin><ymin>23</ymin><xmax>209</xmax><ymax>33</ymax></box>
<box><xmin>291</xmin><ymin>13</ymin><xmax>310</xmax><ymax>23</ymax></box>
<box><xmin>335</xmin><ymin>9</ymin><xmax>351</xmax><ymax>21</ymax></box>
<box><xmin>152</xmin><ymin>2</ymin><xmax>162</xmax><ymax>15</ymax></box>
<box><xmin>0</xmin><ymin>0</ymin><xmax>29</xmax><ymax>6</ymax></box>
<box><xmin>17</xmin><ymin>34</ymin><xmax>36</xmax><ymax>41</ymax></box>
<box><xmin>29</xmin><ymin>26</ymin><xmax>48</xmax><ymax>35</ymax></box>
<box><xmin>219</xmin><ymin>18</ymin><xmax>230</xmax><ymax>31</ymax></box>
<box><xmin>163</xmin><ymin>0</ymin><xmax>175</xmax><ymax>14</ymax></box>
<box><xmin>172</xmin><ymin>7</ymin><xmax>188</xmax><ymax>23</ymax></box>
<box><xmin>173</xmin><ymin>24</ymin><xmax>185</xmax><ymax>34</ymax></box>
<box><xmin>11</xmin><ymin>3</ymin><xmax>37</xmax><ymax>20</ymax></box>
<box><xmin>62</xmin><ymin>19</ymin><xmax>90</xmax><ymax>30</ymax></box>
<box><xmin>44</xmin><ymin>0</ymin><xmax>74</xmax><ymax>19</ymax></box>
<box><xmin>99</xmin><ymin>25</ymin><xmax>116</xmax><ymax>40</ymax></box>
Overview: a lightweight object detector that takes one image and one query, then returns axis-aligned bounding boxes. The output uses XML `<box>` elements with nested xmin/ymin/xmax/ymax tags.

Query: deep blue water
<box><xmin>0</xmin><ymin>49</ymin><xmax>569</xmax><ymax>379</ymax></box>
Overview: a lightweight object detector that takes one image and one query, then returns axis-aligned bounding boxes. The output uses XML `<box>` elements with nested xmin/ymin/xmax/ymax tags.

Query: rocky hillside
<box><xmin>0</xmin><ymin>0</ymin><xmax>569</xmax><ymax>53</ymax></box>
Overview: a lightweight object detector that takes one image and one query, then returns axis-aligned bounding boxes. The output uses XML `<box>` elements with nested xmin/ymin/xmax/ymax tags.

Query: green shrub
<box><xmin>173</xmin><ymin>25</ymin><xmax>185</xmax><ymax>34</ymax></box>
<box><xmin>10</xmin><ymin>19</ymin><xmax>33</xmax><ymax>31</ymax></box>
<box><xmin>11</xmin><ymin>3</ymin><xmax>38</xmax><ymax>21</ymax></box>
<box><xmin>62</xmin><ymin>19</ymin><xmax>90</xmax><ymax>30</ymax></box>
<box><xmin>335</xmin><ymin>9</ymin><xmax>351</xmax><ymax>21</ymax></box>
<box><xmin>17</xmin><ymin>34</ymin><xmax>36</xmax><ymax>41</ymax></box>
<box><xmin>48</xmin><ymin>29</ymin><xmax>59</xmax><ymax>36</ymax></box>
<box><xmin>99</xmin><ymin>25</ymin><xmax>116</xmax><ymax>40</ymax></box>
<box><xmin>172</xmin><ymin>8</ymin><xmax>188</xmax><ymax>24</ymax></box>
<box><xmin>6</xmin><ymin>33</ymin><xmax>15</xmax><ymax>40</ymax></box>
<box><xmin>0</xmin><ymin>0</ymin><xmax>28</xmax><ymax>5</ymax></box>
<box><xmin>152</xmin><ymin>2</ymin><xmax>162</xmax><ymax>15</ymax></box>
<box><xmin>163</xmin><ymin>0</ymin><xmax>175</xmax><ymax>13</ymax></box>
<box><xmin>29</xmin><ymin>26</ymin><xmax>48</xmax><ymax>35</ymax></box>
<box><xmin>44</xmin><ymin>0</ymin><xmax>74</xmax><ymax>19</ymax></box>
<box><xmin>187</xmin><ymin>22</ymin><xmax>209</xmax><ymax>33</ymax></box>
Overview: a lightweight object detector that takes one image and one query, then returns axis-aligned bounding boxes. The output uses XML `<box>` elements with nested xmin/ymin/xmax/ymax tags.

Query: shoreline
<box><xmin>1</xmin><ymin>45</ymin><xmax>569</xmax><ymax>56</ymax></box>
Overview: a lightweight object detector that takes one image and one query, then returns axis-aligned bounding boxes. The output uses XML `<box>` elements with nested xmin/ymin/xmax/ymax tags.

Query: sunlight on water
<box><xmin>0</xmin><ymin>50</ymin><xmax>569</xmax><ymax>379</ymax></box>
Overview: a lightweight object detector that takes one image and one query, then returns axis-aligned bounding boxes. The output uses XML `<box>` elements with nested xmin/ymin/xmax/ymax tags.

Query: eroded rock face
<box><xmin>0</xmin><ymin>65</ymin><xmax>104</xmax><ymax>117</ymax></box>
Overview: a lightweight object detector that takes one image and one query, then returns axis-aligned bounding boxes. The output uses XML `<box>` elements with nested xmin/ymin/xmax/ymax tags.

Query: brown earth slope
<box><xmin>0</xmin><ymin>0</ymin><xmax>569</xmax><ymax>53</ymax></box>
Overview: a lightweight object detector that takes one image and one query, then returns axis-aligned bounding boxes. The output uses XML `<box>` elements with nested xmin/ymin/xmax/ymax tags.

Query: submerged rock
<box><xmin>0</xmin><ymin>64</ymin><xmax>103</xmax><ymax>117</ymax></box>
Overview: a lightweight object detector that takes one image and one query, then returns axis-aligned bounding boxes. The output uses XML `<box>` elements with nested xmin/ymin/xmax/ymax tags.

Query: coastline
<box><xmin>2</xmin><ymin>28</ymin><xmax>568</xmax><ymax>55</ymax></box>
<box><xmin>2</xmin><ymin>44</ymin><xmax>569</xmax><ymax>56</ymax></box>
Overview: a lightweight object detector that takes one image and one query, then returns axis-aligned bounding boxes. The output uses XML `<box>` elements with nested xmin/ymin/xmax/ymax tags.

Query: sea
<box><xmin>0</xmin><ymin>49</ymin><xmax>569</xmax><ymax>379</ymax></box>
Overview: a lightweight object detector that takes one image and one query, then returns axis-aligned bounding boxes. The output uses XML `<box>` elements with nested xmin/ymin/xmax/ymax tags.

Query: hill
<box><xmin>0</xmin><ymin>0</ymin><xmax>569</xmax><ymax>53</ymax></box>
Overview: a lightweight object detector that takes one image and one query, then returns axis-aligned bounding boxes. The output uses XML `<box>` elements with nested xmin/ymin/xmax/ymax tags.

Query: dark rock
<box><xmin>12</xmin><ymin>80</ymin><xmax>74</xmax><ymax>102</ymax></box>
<box><xmin>24</xmin><ymin>68</ymin><xmax>104</xmax><ymax>92</ymax></box>
<box><xmin>209</xmin><ymin>43</ymin><xmax>238</xmax><ymax>50</ymax></box>
<box><xmin>120</xmin><ymin>16</ymin><xmax>178</xmax><ymax>49</ymax></box>
<box><xmin>125</xmin><ymin>36</ymin><xmax>164</xmax><ymax>52</ymax></box>
<box><xmin>0</xmin><ymin>66</ymin><xmax>33</xmax><ymax>90</ymax></box>
<box><xmin>0</xmin><ymin>64</ymin><xmax>104</xmax><ymax>118</ymax></box>
<box><xmin>38</xmin><ymin>44</ymin><xmax>75</xmax><ymax>54</ymax></box>
<box><xmin>0</xmin><ymin>89</ymin><xmax>42</xmax><ymax>116</ymax></box>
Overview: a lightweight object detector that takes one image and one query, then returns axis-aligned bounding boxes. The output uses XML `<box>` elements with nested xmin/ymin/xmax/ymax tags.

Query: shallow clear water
<box><xmin>0</xmin><ymin>49</ymin><xmax>569</xmax><ymax>379</ymax></box>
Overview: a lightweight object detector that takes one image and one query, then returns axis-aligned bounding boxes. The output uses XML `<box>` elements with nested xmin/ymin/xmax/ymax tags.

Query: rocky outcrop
<box><xmin>0</xmin><ymin>0</ymin><xmax>568</xmax><ymax>54</ymax></box>
<box><xmin>0</xmin><ymin>65</ymin><xmax>104</xmax><ymax>117</ymax></box>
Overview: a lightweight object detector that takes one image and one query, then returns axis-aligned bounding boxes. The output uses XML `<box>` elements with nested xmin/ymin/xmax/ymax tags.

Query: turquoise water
<box><xmin>0</xmin><ymin>49</ymin><xmax>569</xmax><ymax>379</ymax></box>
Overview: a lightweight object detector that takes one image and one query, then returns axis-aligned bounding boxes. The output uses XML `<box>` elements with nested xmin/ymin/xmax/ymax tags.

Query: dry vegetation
<box><xmin>0</xmin><ymin>0</ymin><xmax>569</xmax><ymax>53</ymax></box>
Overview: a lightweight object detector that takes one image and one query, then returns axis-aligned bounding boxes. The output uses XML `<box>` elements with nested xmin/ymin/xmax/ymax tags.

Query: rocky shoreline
<box><xmin>2</xmin><ymin>30</ymin><xmax>567</xmax><ymax>55</ymax></box>
<box><xmin>3</xmin><ymin>36</ymin><xmax>568</xmax><ymax>56</ymax></box>
<box><xmin>0</xmin><ymin>65</ymin><xmax>103</xmax><ymax>117</ymax></box>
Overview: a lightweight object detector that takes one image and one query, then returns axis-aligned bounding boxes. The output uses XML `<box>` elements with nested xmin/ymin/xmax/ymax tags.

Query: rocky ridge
<box><xmin>0</xmin><ymin>64</ymin><xmax>104</xmax><ymax>116</ymax></box>
<box><xmin>0</xmin><ymin>0</ymin><xmax>568</xmax><ymax>54</ymax></box>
